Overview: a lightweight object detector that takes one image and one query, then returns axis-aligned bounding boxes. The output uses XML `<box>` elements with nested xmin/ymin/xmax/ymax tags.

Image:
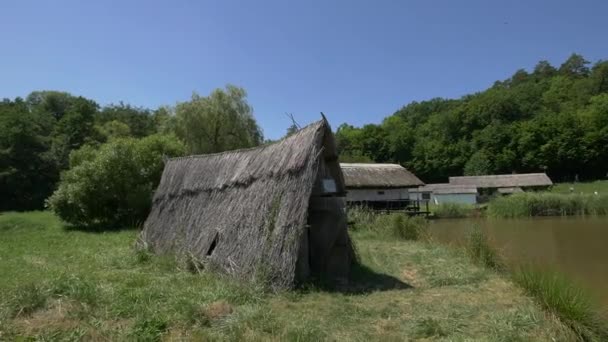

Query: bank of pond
<box><xmin>429</xmin><ymin>191</ymin><xmax>608</xmax><ymax>219</ymax></box>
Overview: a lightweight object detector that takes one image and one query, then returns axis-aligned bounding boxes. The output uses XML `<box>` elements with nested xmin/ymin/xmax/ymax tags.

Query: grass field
<box><xmin>551</xmin><ymin>180</ymin><xmax>608</xmax><ymax>194</ymax></box>
<box><xmin>0</xmin><ymin>211</ymin><xmax>576</xmax><ymax>341</ymax></box>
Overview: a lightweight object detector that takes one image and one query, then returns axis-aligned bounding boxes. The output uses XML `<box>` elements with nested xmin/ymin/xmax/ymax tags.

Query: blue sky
<box><xmin>1</xmin><ymin>0</ymin><xmax>607</xmax><ymax>139</ymax></box>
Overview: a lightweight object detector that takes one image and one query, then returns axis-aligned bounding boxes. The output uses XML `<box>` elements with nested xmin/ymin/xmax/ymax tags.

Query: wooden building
<box><xmin>410</xmin><ymin>184</ymin><xmax>478</xmax><ymax>205</ymax></box>
<box><xmin>340</xmin><ymin>163</ymin><xmax>424</xmax><ymax>209</ymax></box>
<box><xmin>449</xmin><ymin>173</ymin><xmax>552</xmax><ymax>200</ymax></box>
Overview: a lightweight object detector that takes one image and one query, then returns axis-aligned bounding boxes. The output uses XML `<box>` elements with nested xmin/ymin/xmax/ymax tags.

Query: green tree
<box><xmin>48</xmin><ymin>135</ymin><xmax>185</xmax><ymax>228</ymax></box>
<box><xmin>174</xmin><ymin>85</ymin><xmax>263</xmax><ymax>154</ymax></box>
<box><xmin>0</xmin><ymin>98</ymin><xmax>56</xmax><ymax>210</ymax></box>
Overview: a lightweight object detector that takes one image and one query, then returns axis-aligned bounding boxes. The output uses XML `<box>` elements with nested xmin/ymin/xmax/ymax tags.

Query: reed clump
<box><xmin>512</xmin><ymin>267</ymin><xmax>608</xmax><ymax>341</ymax></box>
<box><xmin>464</xmin><ymin>227</ymin><xmax>504</xmax><ymax>271</ymax></box>
<box><xmin>433</xmin><ymin>203</ymin><xmax>473</xmax><ymax>218</ymax></box>
<box><xmin>487</xmin><ymin>192</ymin><xmax>608</xmax><ymax>218</ymax></box>
<box><xmin>462</xmin><ymin>227</ymin><xmax>608</xmax><ymax>341</ymax></box>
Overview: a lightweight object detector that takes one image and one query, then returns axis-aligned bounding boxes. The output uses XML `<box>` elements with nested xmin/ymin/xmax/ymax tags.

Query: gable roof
<box><xmin>140</xmin><ymin>118</ymin><xmax>351</xmax><ymax>289</ymax></box>
<box><xmin>449</xmin><ymin>173</ymin><xmax>553</xmax><ymax>188</ymax></box>
<box><xmin>340</xmin><ymin>163</ymin><xmax>424</xmax><ymax>189</ymax></box>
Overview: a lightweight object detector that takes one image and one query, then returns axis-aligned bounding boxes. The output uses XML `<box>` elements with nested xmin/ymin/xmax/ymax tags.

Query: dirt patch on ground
<box><xmin>11</xmin><ymin>299</ymin><xmax>80</xmax><ymax>335</ymax></box>
<box><xmin>401</xmin><ymin>266</ymin><xmax>423</xmax><ymax>287</ymax></box>
<box><xmin>205</xmin><ymin>300</ymin><xmax>233</xmax><ymax>320</ymax></box>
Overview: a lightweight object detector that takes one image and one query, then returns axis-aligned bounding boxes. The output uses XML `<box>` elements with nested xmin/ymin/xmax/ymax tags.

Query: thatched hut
<box><xmin>140</xmin><ymin>118</ymin><xmax>355</xmax><ymax>289</ymax></box>
<box><xmin>340</xmin><ymin>163</ymin><xmax>424</xmax><ymax>205</ymax></box>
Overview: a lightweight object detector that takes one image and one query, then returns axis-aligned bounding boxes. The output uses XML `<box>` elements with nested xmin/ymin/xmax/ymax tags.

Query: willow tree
<box><xmin>175</xmin><ymin>85</ymin><xmax>263</xmax><ymax>154</ymax></box>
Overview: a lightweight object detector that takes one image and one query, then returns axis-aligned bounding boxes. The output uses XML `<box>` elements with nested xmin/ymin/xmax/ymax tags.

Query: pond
<box><xmin>429</xmin><ymin>216</ymin><xmax>608</xmax><ymax>308</ymax></box>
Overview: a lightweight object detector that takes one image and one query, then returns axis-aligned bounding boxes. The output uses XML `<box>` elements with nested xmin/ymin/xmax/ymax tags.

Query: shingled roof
<box><xmin>449</xmin><ymin>173</ymin><xmax>553</xmax><ymax>188</ymax></box>
<box><xmin>340</xmin><ymin>163</ymin><xmax>424</xmax><ymax>189</ymax></box>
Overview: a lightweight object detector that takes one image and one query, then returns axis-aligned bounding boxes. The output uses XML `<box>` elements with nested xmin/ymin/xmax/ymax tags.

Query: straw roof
<box><xmin>340</xmin><ymin>163</ymin><xmax>424</xmax><ymax>189</ymax></box>
<box><xmin>413</xmin><ymin>184</ymin><xmax>477</xmax><ymax>195</ymax></box>
<box><xmin>140</xmin><ymin>118</ymin><xmax>353</xmax><ymax>289</ymax></box>
<box><xmin>449</xmin><ymin>173</ymin><xmax>553</xmax><ymax>188</ymax></box>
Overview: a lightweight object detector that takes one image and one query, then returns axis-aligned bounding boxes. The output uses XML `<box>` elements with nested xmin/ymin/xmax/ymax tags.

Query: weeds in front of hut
<box><xmin>348</xmin><ymin>207</ymin><xmax>428</xmax><ymax>241</ymax></box>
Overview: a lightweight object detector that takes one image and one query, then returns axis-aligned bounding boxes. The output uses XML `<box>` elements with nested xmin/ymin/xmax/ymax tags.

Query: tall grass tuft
<box><xmin>464</xmin><ymin>227</ymin><xmax>503</xmax><ymax>271</ymax></box>
<box><xmin>488</xmin><ymin>192</ymin><xmax>608</xmax><ymax>218</ymax></box>
<box><xmin>513</xmin><ymin>267</ymin><xmax>608</xmax><ymax>341</ymax></box>
<box><xmin>433</xmin><ymin>203</ymin><xmax>472</xmax><ymax>218</ymax></box>
<box><xmin>347</xmin><ymin>206</ymin><xmax>428</xmax><ymax>241</ymax></box>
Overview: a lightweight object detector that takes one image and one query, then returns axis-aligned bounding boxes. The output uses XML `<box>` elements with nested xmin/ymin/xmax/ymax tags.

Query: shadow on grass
<box><xmin>300</xmin><ymin>263</ymin><xmax>412</xmax><ymax>295</ymax></box>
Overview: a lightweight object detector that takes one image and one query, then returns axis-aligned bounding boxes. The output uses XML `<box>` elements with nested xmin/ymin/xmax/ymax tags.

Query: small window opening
<box><xmin>377</xmin><ymin>191</ymin><xmax>385</xmax><ymax>195</ymax></box>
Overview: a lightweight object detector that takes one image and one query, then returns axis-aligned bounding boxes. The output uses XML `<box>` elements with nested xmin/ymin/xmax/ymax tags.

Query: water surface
<box><xmin>429</xmin><ymin>217</ymin><xmax>608</xmax><ymax>307</ymax></box>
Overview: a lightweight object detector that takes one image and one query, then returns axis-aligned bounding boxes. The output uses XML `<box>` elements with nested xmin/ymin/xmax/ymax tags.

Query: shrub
<box><xmin>513</xmin><ymin>267</ymin><xmax>608</xmax><ymax>341</ymax></box>
<box><xmin>47</xmin><ymin>134</ymin><xmax>185</xmax><ymax>228</ymax></box>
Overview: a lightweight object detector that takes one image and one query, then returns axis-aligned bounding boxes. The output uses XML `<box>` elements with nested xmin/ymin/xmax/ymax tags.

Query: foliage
<box><xmin>1</xmin><ymin>86</ymin><xmax>263</xmax><ymax>212</ymax></box>
<box><xmin>47</xmin><ymin>135</ymin><xmax>185</xmax><ymax>228</ymax></box>
<box><xmin>513</xmin><ymin>266</ymin><xmax>608</xmax><ymax>341</ymax></box>
<box><xmin>335</xmin><ymin>54</ymin><xmax>608</xmax><ymax>183</ymax></box>
<box><xmin>0</xmin><ymin>98</ymin><xmax>56</xmax><ymax>210</ymax></box>
<box><xmin>174</xmin><ymin>85</ymin><xmax>263</xmax><ymax>154</ymax></box>
<box><xmin>487</xmin><ymin>192</ymin><xmax>608</xmax><ymax>218</ymax></box>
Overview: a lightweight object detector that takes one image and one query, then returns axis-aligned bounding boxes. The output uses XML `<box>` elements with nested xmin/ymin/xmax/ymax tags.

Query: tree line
<box><xmin>335</xmin><ymin>54</ymin><xmax>608</xmax><ymax>183</ymax></box>
<box><xmin>2</xmin><ymin>54</ymin><xmax>608</xmax><ymax>226</ymax></box>
<box><xmin>1</xmin><ymin>85</ymin><xmax>263</xmax><ymax>216</ymax></box>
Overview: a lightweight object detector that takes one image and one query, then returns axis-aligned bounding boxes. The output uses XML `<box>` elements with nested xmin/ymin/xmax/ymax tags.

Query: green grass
<box><xmin>0</xmin><ymin>211</ymin><xmax>575</xmax><ymax>340</ymax></box>
<box><xmin>551</xmin><ymin>180</ymin><xmax>608</xmax><ymax>195</ymax></box>
<box><xmin>487</xmin><ymin>192</ymin><xmax>608</xmax><ymax>218</ymax></box>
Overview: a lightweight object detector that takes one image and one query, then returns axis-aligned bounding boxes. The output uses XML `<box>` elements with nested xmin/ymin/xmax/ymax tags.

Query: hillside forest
<box><xmin>1</xmin><ymin>54</ymin><xmax>607</xmax><ymax>223</ymax></box>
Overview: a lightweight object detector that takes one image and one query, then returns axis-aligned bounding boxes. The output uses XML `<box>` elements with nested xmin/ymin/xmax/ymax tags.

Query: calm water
<box><xmin>429</xmin><ymin>217</ymin><xmax>608</xmax><ymax>307</ymax></box>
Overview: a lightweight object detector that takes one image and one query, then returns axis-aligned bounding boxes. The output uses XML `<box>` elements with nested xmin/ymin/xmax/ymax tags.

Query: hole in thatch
<box><xmin>207</xmin><ymin>233</ymin><xmax>218</xmax><ymax>256</ymax></box>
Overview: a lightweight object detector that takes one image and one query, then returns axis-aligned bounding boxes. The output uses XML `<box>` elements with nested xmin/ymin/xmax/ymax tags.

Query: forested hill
<box><xmin>335</xmin><ymin>54</ymin><xmax>608</xmax><ymax>183</ymax></box>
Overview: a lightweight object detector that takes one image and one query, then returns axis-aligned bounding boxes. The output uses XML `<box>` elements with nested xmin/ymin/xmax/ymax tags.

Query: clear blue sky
<box><xmin>2</xmin><ymin>0</ymin><xmax>607</xmax><ymax>139</ymax></box>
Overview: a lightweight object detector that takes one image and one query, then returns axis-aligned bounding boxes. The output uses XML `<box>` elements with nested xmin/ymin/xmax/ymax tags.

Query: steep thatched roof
<box><xmin>340</xmin><ymin>163</ymin><xmax>424</xmax><ymax>189</ymax></box>
<box><xmin>140</xmin><ymin>118</ymin><xmax>351</xmax><ymax>289</ymax></box>
<box><xmin>449</xmin><ymin>173</ymin><xmax>553</xmax><ymax>188</ymax></box>
<box><xmin>413</xmin><ymin>184</ymin><xmax>477</xmax><ymax>195</ymax></box>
